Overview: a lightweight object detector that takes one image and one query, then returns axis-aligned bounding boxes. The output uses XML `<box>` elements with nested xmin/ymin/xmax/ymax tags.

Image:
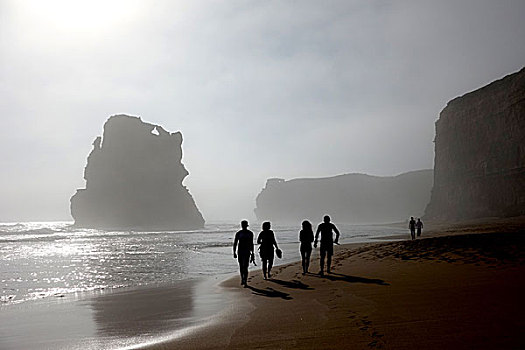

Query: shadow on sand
<box><xmin>313</xmin><ymin>272</ymin><xmax>389</xmax><ymax>286</ymax></box>
<box><xmin>269</xmin><ymin>278</ymin><xmax>314</xmax><ymax>290</ymax></box>
<box><xmin>246</xmin><ymin>285</ymin><xmax>293</xmax><ymax>300</ymax></box>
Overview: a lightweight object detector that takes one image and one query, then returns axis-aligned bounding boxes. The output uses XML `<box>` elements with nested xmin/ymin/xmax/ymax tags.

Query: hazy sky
<box><xmin>1</xmin><ymin>0</ymin><xmax>524</xmax><ymax>222</ymax></box>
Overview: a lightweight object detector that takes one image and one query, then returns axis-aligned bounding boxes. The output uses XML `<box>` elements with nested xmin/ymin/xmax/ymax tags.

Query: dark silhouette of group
<box><xmin>408</xmin><ymin>216</ymin><xmax>423</xmax><ymax>240</ymax></box>
<box><xmin>233</xmin><ymin>215</ymin><xmax>340</xmax><ymax>286</ymax></box>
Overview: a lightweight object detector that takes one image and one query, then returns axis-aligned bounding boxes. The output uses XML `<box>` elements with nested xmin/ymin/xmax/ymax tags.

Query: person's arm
<box><xmin>314</xmin><ymin>225</ymin><xmax>321</xmax><ymax>248</ymax></box>
<box><xmin>333</xmin><ymin>224</ymin><xmax>340</xmax><ymax>244</ymax></box>
<box><xmin>233</xmin><ymin>233</ymin><xmax>238</xmax><ymax>258</ymax></box>
<box><xmin>250</xmin><ymin>233</ymin><xmax>254</xmax><ymax>254</ymax></box>
<box><xmin>257</xmin><ymin>233</ymin><xmax>262</xmax><ymax>245</ymax></box>
<box><xmin>273</xmin><ymin>232</ymin><xmax>279</xmax><ymax>249</ymax></box>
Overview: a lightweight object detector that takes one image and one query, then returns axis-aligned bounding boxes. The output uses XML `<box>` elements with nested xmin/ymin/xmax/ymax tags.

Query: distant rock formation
<box><xmin>424</xmin><ymin>68</ymin><xmax>525</xmax><ymax>222</ymax></box>
<box><xmin>71</xmin><ymin>115</ymin><xmax>205</xmax><ymax>230</ymax></box>
<box><xmin>255</xmin><ymin>170</ymin><xmax>433</xmax><ymax>224</ymax></box>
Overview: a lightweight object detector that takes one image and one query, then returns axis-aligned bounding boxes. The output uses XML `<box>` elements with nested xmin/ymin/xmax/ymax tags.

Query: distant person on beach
<box><xmin>299</xmin><ymin>220</ymin><xmax>314</xmax><ymax>275</ymax></box>
<box><xmin>409</xmin><ymin>217</ymin><xmax>416</xmax><ymax>240</ymax></box>
<box><xmin>257</xmin><ymin>221</ymin><xmax>280</xmax><ymax>279</ymax></box>
<box><xmin>233</xmin><ymin>220</ymin><xmax>254</xmax><ymax>286</ymax></box>
<box><xmin>314</xmin><ymin>215</ymin><xmax>340</xmax><ymax>276</ymax></box>
<box><xmin>416</xmin><ymin>218</ymin><xmax>423</xmax><ymax>237</ymax></box>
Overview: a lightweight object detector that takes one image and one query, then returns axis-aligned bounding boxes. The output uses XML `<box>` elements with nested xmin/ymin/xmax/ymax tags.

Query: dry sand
<box><xmin>146</xmin><ymin>223</ymin><xmax>525</xmax><ymax>349</ymax></box>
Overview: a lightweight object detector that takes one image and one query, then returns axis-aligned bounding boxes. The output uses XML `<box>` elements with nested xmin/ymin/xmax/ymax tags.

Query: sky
<box><xmin>1</xmin><ymin>0</ymin><xmax>524</xmax><ymax>222</ymax></box>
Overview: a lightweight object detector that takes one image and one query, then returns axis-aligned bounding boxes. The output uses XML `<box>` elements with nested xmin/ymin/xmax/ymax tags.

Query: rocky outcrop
<box><xmin>71</xmin><ymin>115</ymin><xmax>205</xmax><ymax>230</ymax></box>
<box><xmin>424</xmin><ymin>68</ymin><xmax>525</xmax><ymax>221</ymax></box>
<box><xmin>255</xmin><ymin>170</ymin><xmax>433</xmax><ymax>224</ymax></box>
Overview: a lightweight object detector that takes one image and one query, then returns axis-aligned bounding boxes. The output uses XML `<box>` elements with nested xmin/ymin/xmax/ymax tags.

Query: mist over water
<box><xmin>0</xmin><ymin>221</ymin><xmax>405</xmax><ymax>305</ymax></box>
<box><xmin>2</xmin><ymin>1</ymin><xmax>525</xmax><ymax>222</ymax></box>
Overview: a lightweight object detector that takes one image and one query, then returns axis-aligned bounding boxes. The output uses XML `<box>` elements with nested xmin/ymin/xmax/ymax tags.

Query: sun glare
<box><xmin>16</xmin><ymin>0</ymin><xmax>143</xmax><ymax>33</ymax></box>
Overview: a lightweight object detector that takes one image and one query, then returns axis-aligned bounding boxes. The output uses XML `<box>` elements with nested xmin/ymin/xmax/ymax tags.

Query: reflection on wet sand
<box><xmin>90</xmin><ymin>281</ymin><xmax>196</xmax><ymax>339</ymax></box>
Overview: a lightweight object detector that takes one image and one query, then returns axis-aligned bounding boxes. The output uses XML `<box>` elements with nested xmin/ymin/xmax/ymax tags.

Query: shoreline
<box><xmin>2</xmin><ymin>219</ymin><xmax>523</xmax><ymax>349</ymax></box>
<box><xmin>143</xmin><ymin>220</ymin><xmax>525</xmax><ymax>349</ymax></box>
<box><xmin>0</xmin><ymin>276</ymin><xmax>233</xmax><ymax>350</ymax></box>
<box><xmin>0</xmin><ymin>221</ymin><xmax>404</xmax><ymax>350</ymax></box>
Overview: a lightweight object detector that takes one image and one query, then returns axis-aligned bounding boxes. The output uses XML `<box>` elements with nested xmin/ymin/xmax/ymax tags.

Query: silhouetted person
<box><xmin>416</xmin><ymin>218</ymin><xmax>423</xmax><ymax>237</ymax></box>
<box><xmin>233</xmin><ymin>220</ymin><xmax>254</xmax><ymax>286</ymax></box>
<box><xmin>409</xmin><ymin>217</ymin><xmax>416</xmax><ymax>240</ymax></box>
<box><xmin>299</xmin><ymin>220</ymin><xmax>314</xmax><ymax>275</ymax></box>
<box><xmin>314</xmin><ymin>215</ymin><xmax>340</xmax><ymax>276</ymax></box>
<box><xmin>257</xmin><ymin>221</ymin><xmax>279</xmax><ymax>279</ymax></box>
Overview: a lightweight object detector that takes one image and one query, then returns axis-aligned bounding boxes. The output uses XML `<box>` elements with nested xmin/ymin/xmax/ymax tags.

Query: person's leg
<box><xmin>262</xmin><ymin>258</ymin><xmax>267</xmax><ymax>279</ymax></box>
<box><xmin>321</xmin><ymin>244</ymin><xmax>333</xmax><ymax>274</ymax></box>
<box><xmin>417</xmin><ymin>228</ymin><xmax>421</xmax><ymax>237</ymax></box>
<box><xmin>320</xmin><ymin>248</ymin><xmax>326</xmax><ymax>275</ymax></box>
<box><xmin>300</xmin><ymin>249</ymin><xmax>306</xmax><ymax>274</ymax></box>
<box><xmin>267</xmin><ymin>256</ymin><xmax>274</xmax><ymax>278</ymax></box>
<box><xmin>239</xmin><ymin>255</ymin><xmax>246</xmax><ymax>284</ymax></box>
<box><xmin>242</xmin><ymin>266</ymin><xmax>248</xmax><ymax>285</ymax></box>
<box><xmin>411</xmin><ymin>229</ymin><xmax>415</xmax><ymax>240</ymax></box>
<box><xmin>305</xmin><ymin>249</ymin><xmax>311</xmax><ymax>273</ymax></box>
<box><xmin>238</xmin><ymin>256</ymin><xmax>244</xmax><ymax>284</ymax></box>
<box><xmin>241</xmin><ymin>255</ymin><xmax>249</xmax><ymax>285</ymax></box>
<box><xmin>238</xmin><ymin>263</ymin><xmax>243</xmax><ymax>284</ymax></box>
<box><xmin>244</xmin><ymin>254</ymin><xmax>250</xmax><ymax>285</ymax></box>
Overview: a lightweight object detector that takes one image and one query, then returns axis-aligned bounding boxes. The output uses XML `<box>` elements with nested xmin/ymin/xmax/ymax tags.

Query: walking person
<box><xmin>233</xmin><ymin>220</ymin><xmax>254</xmax><ymax>286</ymax></box>
<box><xmin>416</xmin><ymin>218</ymin><xmax>423</xmax><ymax>237</ymax></box>
<box><xmin>409</xmin><ymin>217</ymin><xmax>416</xmax><ymax>240</ymax></box>
<box><xmin>257</xmin><ymin>221</ymin><xmax>279</xmax><ymax>279</ymax></box>
<box><xmin>314</xmin><ymin>215</ymin><xmax>340</xmax><ymax>276</ymax></box>
<box><xmin>299</xmin><ymin>220</ymin><xmax>314</xmax><ymax>275</ymax></box>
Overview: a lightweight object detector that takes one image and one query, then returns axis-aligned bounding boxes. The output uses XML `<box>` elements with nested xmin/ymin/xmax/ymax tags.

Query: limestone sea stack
<box><xmin>70</xmin><ymin>115</ymin><xmax>205</xmax><ymax>230</ymax></box>
<box><xmin>255</xmin><ymin>170</ymin><xmax>433</xmax><ymax>224</ymax></box>
<box><xmin>424</xmin><ymin>67</ymin><xmax>525</xmax><ymax>222</ymax></box>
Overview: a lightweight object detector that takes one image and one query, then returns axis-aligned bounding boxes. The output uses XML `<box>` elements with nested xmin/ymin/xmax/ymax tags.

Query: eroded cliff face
<box><xmin>255</xmin><ymin>170</ymin><xmax>433</xmax><ymax>224</ymax></box>
<box><xmin>70</xmin><ymin>115</ymin><xmax>205</xmax><ymax>230</ymax></box>
<box><xmin>424</xmin><ymin>68</ymin><xmax>525</xmax><ymax>221</ymax></box>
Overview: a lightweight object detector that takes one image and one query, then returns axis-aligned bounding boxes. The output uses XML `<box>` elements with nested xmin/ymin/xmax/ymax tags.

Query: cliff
<box><xmin>254</xmin><ymin>169</ymin><xmax>433</xmax><ymax>224</ymax></box>
<box><xmin>424</xmin><ymin>68</ymin><xmax>525</xmax><ymax>221</ymax></box>
<box><xmin>70</xmin><ymin>115</ymin><xmax>205</xmax><ymax>230</ymax></box>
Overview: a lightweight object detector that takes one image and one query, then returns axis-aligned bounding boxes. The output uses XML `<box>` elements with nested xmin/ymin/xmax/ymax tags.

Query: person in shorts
<box><xmin>314</xmin><ymin>215</ymin><xmax>340</xmax><ymax>276</ymax></box>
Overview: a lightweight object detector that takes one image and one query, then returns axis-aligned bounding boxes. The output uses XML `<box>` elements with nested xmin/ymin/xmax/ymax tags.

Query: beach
<box><xmin>0</xmin><ymin>222</ymin><xmax>407</xmax><ymax>349</ymax></box>
<box><xmin>1</xmin><ymin>221</ymin><xmax>524</xmax><ymax>349</ymax></box>
<box><xmin>146</xmin><ymin>220</ymin><xmax>525</xmax><ymax>349</ymax></box>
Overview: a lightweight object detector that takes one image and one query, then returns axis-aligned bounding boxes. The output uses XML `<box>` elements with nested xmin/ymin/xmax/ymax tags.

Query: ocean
<box><xmin>0</xmin><ymin>221</ymin><xmax>406</xmax><ymax>349</ymax></box>
<box><xmin>0</xmin><ymin>221</ymin><xmax>405</xmax><ymax>306</ymax></box>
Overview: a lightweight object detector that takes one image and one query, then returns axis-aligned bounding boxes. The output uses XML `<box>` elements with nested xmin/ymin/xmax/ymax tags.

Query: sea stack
<box><xmin>424</xmin><ymin>68</ymin><xmax>525</xmax><ymax>222</ymax></box>
<box><xmin>70</xmin><ymin>115</ymin><xmax>205</xmax><ymax>230</ymax></box>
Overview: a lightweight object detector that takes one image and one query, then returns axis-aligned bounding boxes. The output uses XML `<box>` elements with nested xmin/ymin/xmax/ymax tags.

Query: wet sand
<box><xmin>146</xmin><ymin>223</ymin><xmax>525</xmax><ymax>349</ymax></box>
<box><xmin>0</xmin><ymin>277</ymin><xmax>228</xmax><ymax>350</ymax></box>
